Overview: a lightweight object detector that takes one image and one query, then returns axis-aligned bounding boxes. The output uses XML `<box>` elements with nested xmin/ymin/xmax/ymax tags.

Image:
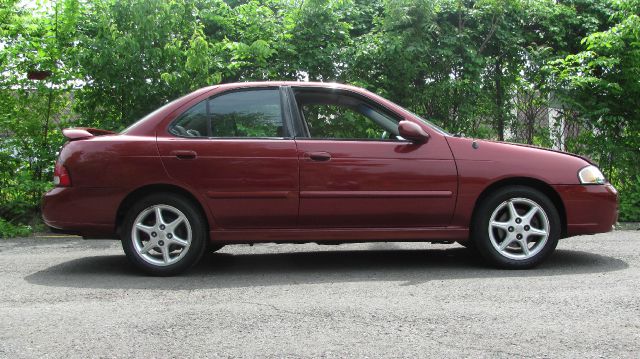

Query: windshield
<box><xmin>408</xmin><ymin>111</ymin><xmax>451</xmax><ymax>136</ymax></box>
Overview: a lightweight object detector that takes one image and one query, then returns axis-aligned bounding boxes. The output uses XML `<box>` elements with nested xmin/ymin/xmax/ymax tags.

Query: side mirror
<box><xmin>398</xmin><ymin>121</ymin><xmax>429</xmax><ymax>144</ymax></box>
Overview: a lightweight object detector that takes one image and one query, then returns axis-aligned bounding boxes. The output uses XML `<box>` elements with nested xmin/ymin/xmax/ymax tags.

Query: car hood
<box><xmin>481</xmin><ymin>139</ymin><xmax>595</xmax><ymax>165</ymax></box>
<box><xmin>445</xmin><ymin>136</ymin><xmax>592</xmax><ymax>185</ymax></box>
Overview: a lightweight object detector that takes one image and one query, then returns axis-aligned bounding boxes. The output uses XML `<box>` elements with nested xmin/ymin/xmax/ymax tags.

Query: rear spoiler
<box><xmin>62</xmin><ymin>127</ymin><xmax>115</xmax><ymax>141</ymax></box>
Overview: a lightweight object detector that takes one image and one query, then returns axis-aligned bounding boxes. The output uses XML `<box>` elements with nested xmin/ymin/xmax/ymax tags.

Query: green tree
<box><xmin>550</xmin><ymin>0</ymin><xmax>640</xmax><ymax>221</ymax></box>
<box><xmin>286</xmin><ymin>0</ymin><xmax>353</xmax><ymax>81</ymax></box>
<box><xmin>0</xmin><ymin>0</ymin><xmax>79</xmax><ymax>232</ymax></box>
<box><xmin>74</xmin><ymin>0</ymin><xmax>205</xmax><ymax>129</ymax></box>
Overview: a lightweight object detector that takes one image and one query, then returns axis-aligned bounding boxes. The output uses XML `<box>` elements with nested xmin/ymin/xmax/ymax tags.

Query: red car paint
<box><xmin>42</xmin><ymin>82</ymin><xmax>618</xmax><ymax>243</ymax></box>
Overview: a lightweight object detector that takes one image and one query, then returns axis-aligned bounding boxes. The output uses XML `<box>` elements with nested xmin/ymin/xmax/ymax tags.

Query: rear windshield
<box><xmin>120</xmin><ymin>95</ymin><xmax>191</xmax><ymax>135</ymax></box>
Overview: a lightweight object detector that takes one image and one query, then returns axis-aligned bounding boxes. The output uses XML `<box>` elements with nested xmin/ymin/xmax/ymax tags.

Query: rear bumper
<box><xmin>41</xmin><ymin>187</ymin><xmax>122</xmax><ymax>237</ymax></box>
<box><xmin>553</xmin><ymin>184</ymin><xmax>618</xmax><ymax>236</ymax></box>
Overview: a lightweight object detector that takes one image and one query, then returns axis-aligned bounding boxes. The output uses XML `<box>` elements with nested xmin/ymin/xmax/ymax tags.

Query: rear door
<box><xmin>157</xmin><ymin>87</ymin><xmax>299</xmax><ymax>229</ymax></box>
<box><xmin>290</xmin><ymin>87</ymin><xmax>458</xmax><ymax>228</ymax></box>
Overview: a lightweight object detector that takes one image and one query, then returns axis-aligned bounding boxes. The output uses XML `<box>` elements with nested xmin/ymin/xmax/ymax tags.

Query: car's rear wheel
<box><xmin>472</xmin><ymin>186</ymin><xmax>560</xmax><ymax>269</ymax></box>
<box><xmin>121</xmin><ymin>193</ymin><xmax>207</xmax><ymax>276</ymax></box>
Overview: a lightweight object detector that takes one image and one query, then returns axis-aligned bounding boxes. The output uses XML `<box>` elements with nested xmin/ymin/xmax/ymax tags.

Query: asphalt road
<box><xmin>1</xmin><ymin>231</ymin><xmax>639</xmax><ymax>358</ymax></box>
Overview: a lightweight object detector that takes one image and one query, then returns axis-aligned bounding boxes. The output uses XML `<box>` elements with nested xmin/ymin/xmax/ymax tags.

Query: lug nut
<box><xmin>151</xmin><ymin>232</ymin><xmax>157</xmax><ymax>237</ymax></box>
<box><xmin>167</xmin><ymin>233</ymin><xmax>173</xmax><ymax>239</ymax></box>
<box><xmin>516</xmin><ymin>234</ymin><xmax>523</xmax><ymax>240</ymax></box>
<box><xmin>158</xmin><ymin>240</ymin><xmax>165</xmax><ymax>246</ymax></box>
<box><xmin>524</xmin><ymin>225</ymin><xmax>530</xmax><ymax>231</ymax></box>
<box><xmin>159</xmin><ymin>224</ymin><xmax>165</xmax><ymax>230</ymax></box>
<box><xmin>515</xmin><ymin>218</ymin><xmax>522</xmax><ymax>224</ymax></box>
<box><xmin>508</xmin><ymin>226</ymin><xmax>514</xmax><ymax>232</ymax></box>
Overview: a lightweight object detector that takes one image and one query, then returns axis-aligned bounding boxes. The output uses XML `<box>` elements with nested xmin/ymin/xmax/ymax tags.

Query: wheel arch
<box><xmin>115</xmin><ymin>183</ymin><xmax>210</xmax><ymax>236</ymax></box>
<box><xmin>470</xmin><ymin>177</ymin><xmax>567</xmax><ymax>238</ymax></box>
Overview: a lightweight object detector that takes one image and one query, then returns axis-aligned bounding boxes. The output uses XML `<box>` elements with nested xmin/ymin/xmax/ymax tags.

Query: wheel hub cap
<box><xmin>131</xmin><ymin>204</ymin><xmax>192</xmax><ymax>267</ymax></box>
<box><xmin>488</xmin><ymin>197</ymin><xmax>550</xmax><ymax>260</ymax></box>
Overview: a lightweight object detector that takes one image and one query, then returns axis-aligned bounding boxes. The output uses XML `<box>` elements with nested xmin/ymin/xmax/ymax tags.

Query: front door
<box><xmin>157</xmin><ymin>87</ymin><xmax>299</xmax><ymax>229</ymax></box>
<box><xmin>291</xmin><ymin>87</ymin><xmax>457</xmax><ymax>228</ymax></box>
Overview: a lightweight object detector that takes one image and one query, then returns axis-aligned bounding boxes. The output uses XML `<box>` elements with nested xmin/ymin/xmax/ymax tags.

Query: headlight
<box><xmin>578</xmin><ymin>165</ymin><xmax>606</xmax><ymax>184</ymax></box>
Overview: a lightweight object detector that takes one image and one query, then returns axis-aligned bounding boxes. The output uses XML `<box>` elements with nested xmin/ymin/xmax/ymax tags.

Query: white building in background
<box><xmin>548</xmin><ymin>106</ymin><xmax>565</xmax><ymax>150</ymax></box>
<box><xmin>508</xmin><ymin>91</ymin><xmax>570</xmax><ymax>150</ymax></box>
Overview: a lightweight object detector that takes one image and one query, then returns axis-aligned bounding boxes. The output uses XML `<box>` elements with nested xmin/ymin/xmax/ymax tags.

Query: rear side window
<box><xmin>170</xmin><ymin>101</ymin><xmax>208</xmax><ymax>137</ymax></box>
<box><xmin>169</xmin><ymin>89</ymin><xmax>285</xmax><ymax>138</ymax></box>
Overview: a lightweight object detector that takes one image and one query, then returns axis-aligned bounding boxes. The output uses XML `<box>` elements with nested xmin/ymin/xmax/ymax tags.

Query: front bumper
<box><xmin>553</xmin><ymin>183</ymin><xmax>618</xmax><ymax>236</ymax></box>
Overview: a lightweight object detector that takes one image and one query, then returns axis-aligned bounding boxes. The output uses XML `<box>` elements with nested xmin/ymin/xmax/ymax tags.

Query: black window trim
<box><xmin>279</xmin><ymin>86</ymin><xmax>300</xmax><ymax>138</ymax></box>
<box><xmin>287</xmin><ymin>86</ymin><xmax>411</xmax><ymax>143</ymax></box>
<box><xmin>166</xmin><ymin>86</ymin><xmax>293</xmax><ymax>140</ymax></box>
<box><xmin>281</xmin><ymin>85</ymin><xmax>305</xmax><ymax>138</ymax></box>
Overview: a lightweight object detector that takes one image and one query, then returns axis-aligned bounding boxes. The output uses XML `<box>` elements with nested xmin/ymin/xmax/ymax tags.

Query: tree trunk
<box><xmin>526</xmin><ymin>113</ymin><xmax>535</xmax><ymax>144</ymax></box>
<box><xmin>36</xmin><ymin>89</ymin><xmax>54</xmax><ymax>182</ymax></box>
<box><xmin>495</xmin><ymin>57</ymin><xmax>504</xmax><ymax>141</ymax></box>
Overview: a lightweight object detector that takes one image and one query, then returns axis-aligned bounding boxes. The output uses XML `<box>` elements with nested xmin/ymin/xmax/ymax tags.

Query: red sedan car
<box><xmin>42</xmin><ymin>82</ymin><xmax>618</xmax><ymax>275</ymax></box>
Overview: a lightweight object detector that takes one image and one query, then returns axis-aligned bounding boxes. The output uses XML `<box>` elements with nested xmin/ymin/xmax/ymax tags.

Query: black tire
<box><xmin>457</xmin><ymin>240</ymin><xmax>478</xmax><ymax>251</ymax></box>
<box><xmin>472</xmin><ymin>185</ymin><xmax>560</xmax><ymax>269</ymax></box>
<box><xmin>121</xmin><ymin>192</ymin><xmax>208</xmax><ymax>276</ymax></box>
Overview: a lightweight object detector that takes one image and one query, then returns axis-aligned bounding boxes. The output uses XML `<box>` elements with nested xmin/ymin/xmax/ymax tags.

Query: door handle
<box><xmin>170</xmin><ymin>150</ymin><xmax>197</xmax><ymax>159</ymax></box>
<box><xmin>306</xmin><ymin>151</ymin><xmax>331</xmax><ymax>161</ymax></box>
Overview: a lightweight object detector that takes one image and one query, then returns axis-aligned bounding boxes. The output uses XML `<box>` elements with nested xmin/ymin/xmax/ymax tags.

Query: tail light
<box><xmin>53</xmin><ymin>162</ymin><xmax>71</xmax><ymax>187</ymax></box>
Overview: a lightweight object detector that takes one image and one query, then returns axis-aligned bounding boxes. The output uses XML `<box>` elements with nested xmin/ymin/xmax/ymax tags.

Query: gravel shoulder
<box><xmin>1</xmin><ymin>231</ymin><xmax>639</xmax><ymax>358</ymax></box>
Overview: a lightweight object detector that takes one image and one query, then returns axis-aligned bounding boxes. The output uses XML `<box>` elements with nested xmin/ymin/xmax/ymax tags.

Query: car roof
<box><xmin>215</xmin><ymin>81</ymin><xmax>366</xmax><ymax>92</ymax></box>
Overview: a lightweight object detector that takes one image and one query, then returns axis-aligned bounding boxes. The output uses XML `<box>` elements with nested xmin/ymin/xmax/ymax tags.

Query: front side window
<box><xmin>294</xmin><ymin>89</ymin><xmax>401</xmax><ymax>140</ymax></box>
<box><xmin>169</xmin><ymin>89</ymin><xmax>285</xmax><ymax>138</ymax></box>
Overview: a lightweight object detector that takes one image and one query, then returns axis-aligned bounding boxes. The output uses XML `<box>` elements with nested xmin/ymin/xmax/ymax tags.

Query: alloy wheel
<box><xmin>488</xmin><ymin>197</ymin><xmax>550</xmax><ymax>260</ymax></box>
<box><xmin>131</xmin><ymin>204</ymin><xmax>192</xmax><ymax>266</ymax></box>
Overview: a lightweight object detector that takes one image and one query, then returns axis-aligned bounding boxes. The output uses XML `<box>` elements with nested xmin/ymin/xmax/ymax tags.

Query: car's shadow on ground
<box><xmin>24</xmin><ymin>245</ymin><xmax>629</xmax><ymax>290</ymax></box>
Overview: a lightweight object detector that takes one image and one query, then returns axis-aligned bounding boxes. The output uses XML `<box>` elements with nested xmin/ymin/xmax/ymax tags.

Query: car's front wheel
<box><xmin>472</xmin><ymin>186</ymin><xmax>560</xmax><ymax>269</ymax></box>
<box><xmin>121</xmin><ymin>193</ymin><xmax>207</xmax><ymax>276</ymax></box>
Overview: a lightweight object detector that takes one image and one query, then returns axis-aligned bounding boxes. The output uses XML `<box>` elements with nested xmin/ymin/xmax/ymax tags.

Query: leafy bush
<box><xmin>617</xmin><ymin>175</ymin><xmax>640</xmax><ymax>222</ymax></box>
<box><xmin>0</xmin><ymin>168</ymin><xmax>51</xmax><ymax>238</ymax></box>
<box><xmin>0</xmin><ymin>218</ymin><xmax>32</xmax><ymax>239</ymax></box>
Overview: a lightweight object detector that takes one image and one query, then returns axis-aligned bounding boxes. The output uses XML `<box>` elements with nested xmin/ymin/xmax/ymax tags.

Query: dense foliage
<box><xmin>1</xmin><ymin>0</ymin><xmax>638</xmax><ymax>236</ymax></box>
